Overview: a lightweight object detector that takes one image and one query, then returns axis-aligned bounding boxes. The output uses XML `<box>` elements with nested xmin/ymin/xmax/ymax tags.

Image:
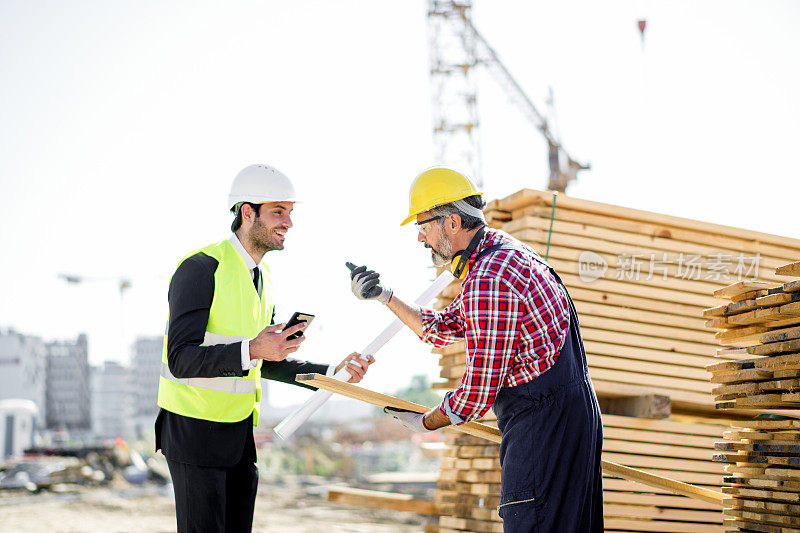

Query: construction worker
<box><xmin>156</xmin><ymin>164</ymin><xmax>373</xmax><ymax>533</ymax></box>
<box><xmin>347</xmin><ymin>166</ymin><xmax>603</xmax><ymax>532</ymax></box>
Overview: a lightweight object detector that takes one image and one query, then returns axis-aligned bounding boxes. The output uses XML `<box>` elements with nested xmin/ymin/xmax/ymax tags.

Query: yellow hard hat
<box><xmin>401</xmin><ymin>166</ymin><xmax>483</xmax><ymax>225</ymax></box>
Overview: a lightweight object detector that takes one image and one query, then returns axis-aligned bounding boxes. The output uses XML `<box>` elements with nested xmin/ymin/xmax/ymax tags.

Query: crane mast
<box><xmin>427</xmin><ymin>1</ymin><xmax>589</xmax><ymax>192</ymax></box>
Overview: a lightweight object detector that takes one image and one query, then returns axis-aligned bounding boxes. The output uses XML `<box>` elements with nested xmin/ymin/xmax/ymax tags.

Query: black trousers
<box><xmin>167</xmin><ymin>452</ymin><xmax>258</xmax><ymax>533</ymax></box>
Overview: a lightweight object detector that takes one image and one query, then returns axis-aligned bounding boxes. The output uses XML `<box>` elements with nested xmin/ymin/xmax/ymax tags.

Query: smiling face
<box><xmin>249</xmin><ymin>201</ymin><xmax>294</xmax><ymax>252</ymax></box>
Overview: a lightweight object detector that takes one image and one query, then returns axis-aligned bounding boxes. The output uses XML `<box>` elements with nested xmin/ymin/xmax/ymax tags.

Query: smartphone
<box><xmin>284</xmin><ymin>312</ymin><xmax>315</xmax><ymax>340</ymax></box>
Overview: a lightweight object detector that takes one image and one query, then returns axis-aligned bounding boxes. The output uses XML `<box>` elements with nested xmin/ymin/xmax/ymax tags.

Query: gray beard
<box><xmin>430</xmin><ymin>236</ymin><xmax>453</xmax><ymax>268</ymax></box>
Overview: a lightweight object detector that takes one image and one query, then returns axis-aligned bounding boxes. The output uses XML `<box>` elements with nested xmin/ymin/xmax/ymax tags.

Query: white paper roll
<box><xmin>273</xmin><ymin>270</ymin><xmax>455</xmax><ymax>440</ymax></box>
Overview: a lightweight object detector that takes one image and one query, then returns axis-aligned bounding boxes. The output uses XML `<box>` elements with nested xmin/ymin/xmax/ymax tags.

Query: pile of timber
<box><xmin>433</xmin><ymin>189</ymin><xmax>800</xmax><ymax>414</ymax></box>
<box><xmin>436</xmin><ymin>416</ymin><xmax>729</xmax><ymax>533</ymax></box>
<box><xmin>705</xmin><ymin>264</ymin><xmax>800</xmax><ymax>532</ymax></box>
<box><xmin>433</xmin><ymin>190</ymin><xmax>800</xmax><ymax>532</ymax></box>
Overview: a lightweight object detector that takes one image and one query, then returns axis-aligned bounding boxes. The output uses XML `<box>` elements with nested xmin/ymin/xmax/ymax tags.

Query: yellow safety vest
<box><xmin>157</xmin><ymin>239</ymin><xmax>273</xmax><ymax>426</ymax></box>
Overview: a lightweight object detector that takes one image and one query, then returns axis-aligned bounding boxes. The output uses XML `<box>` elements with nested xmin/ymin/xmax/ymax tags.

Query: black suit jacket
<box><xmin>155</xmin><ymin>251</ymin><xmax>328</xmax><ymax>467</ymax></box>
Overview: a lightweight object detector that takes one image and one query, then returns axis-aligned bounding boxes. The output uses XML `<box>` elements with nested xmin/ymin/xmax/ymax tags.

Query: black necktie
<box><xmin>252</xmin><ymin>267</ymin><xmax>259</xmax><ymax>292</ymax></box>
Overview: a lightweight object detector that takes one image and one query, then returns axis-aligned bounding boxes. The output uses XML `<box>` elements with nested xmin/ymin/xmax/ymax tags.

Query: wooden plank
<box><xmin>786</xmin><ymin>280</ymin><xmax>800</xmax><ymax>293</ymax></box>
<box><xmin>574</xmin><ymin>298</ymin><xmax>708</xmax><ymax>332</ymax></box>
<box><xmin>585</xmin><ymin>340</ymin><xmax>722</xmax><ymax>369</ymax></box>
<box><xmin>504</xmin><ymin>216</ymin><xmax>791</xmax><ymax>283</ymax></box>
<box><xmin>603</xmin><ymin>518</ymin><xmax>725</xmax><ymax>532</ymax></box>
<box><xmin>504</xmin><ymin>214</ymin><xmax>792</xmax><ymax>276</ymax></box>
<box><xmin>589</xmin><ymin>367</ymin><xmax>713</xmax><ymax>393</ymax></box>
<box><xmin>509</xmin><ymin>243</ymin><xmax>722</xmax><ymax>305</ymax></box>
<box><xmin>601</xmin><ymin>452</ymin><xmax>724</xmax><ymax>475</ymax></box>
<box><xmin>556</xmin><ymin>270</ymin><xmax>718</xmax><ymax>309</ymax></box>
<box><xmin>598</xmin><ymin>394</ymin><xmax>671</xmax><ymax>419</ymax></box>
<box><xmin>749</xmin><ymin>338</ymin><xmax>800</xmax><ymax>356</ymax></box>
<box><xmin>299</xmin><ymin>374</ymin><xmax>725</xmax><ymax>506</ymax></box>
<box><xmin>591</xmin><ymin>380</ymin><xmax>717</xmax><ymax>413</ymax></box>
<box><xmin>716</xmin><ymin>325</ymin><xmax>773</xmax><ymax>346</ymax></box>
<box><xmin>732</xmin><ymin>419</ymin><xmax>800</xmax><ymax>430</ymax></box>
<box><xmin>603</xmin><ymin>503</ymin><xmax>721</xmax><ymax>522</ymax></box>
<box><xmin>604</xmin><ymin>439</ymin><xmax>714</xmax><ymax>461</ymax></box>
<box><xmin>587</xmin><ymin>354</ymin><xmax>712</xmax><ymax>381</ymax></box>
<box><xmin>762</xmin><ymin>325</ymin><xmax>800</xmax><ymax>344</ymax></box>
<box><xmin>715</xmin><ymin>281</ymin><xmax>781</xmax><ymax>299</ymax></box>
<box><xmin>579</xmin><ymin>314</ymin><xmax>714</xmax><ymax>344</ymax></box>
<box><xmin>604</xmin><ymin>427</ymin><xmax>718</xmax><ymax>448</ymax></box>
<box><xmin>496</xmin><ymin>189</ymin><xmax>800</xmax><ymax>251</ymax></box>
<box><xmin>295</xmin><ymin>374</ymin><xmax>502</xmax><ymax>444</ymax></box>
<box><xmin>732</xmin><ymin>289</ymin><xmax>772</xmax><ymax>303</ymax></box>
<box><xmin>776</xmin><ymin>261</ymin><xmax>800</xmax><ymax>277</ymax></box>
<box><xmin>327</xmin><ymin>486</ymin><xmax>439</xmax><ymax>514</ymax></box>
<box><xmin>582</xmin><ymin>327</ymin><xmax>715</xmax><ymax>357</ymax></box>
<box><xmin>724</xmin><ymin>518</ymin><xmax>800</xmax><ymax>533</ymax></box>
<box><xmin>723</xmin><ymin>486</ymin><xmax>800</xmax><ymax>503</ymax></box>
<box><xmin>603</xmin><ymin>489</ymin><xmax>722</xmax><ymax>510</ymax></box>
<box><xmin>512</xmin><ymin>202</ymin><xmax>800</xmax><ymax>262</ymax></box>
<box><xmin>601</xmin><ymin>413</ymin><xmax>725</xmax><ymax>437</ymax></box>
<box><xmin>704</xmin><ymin>304</ymin><xmax>729</xmax><ymax>318</ymax></box>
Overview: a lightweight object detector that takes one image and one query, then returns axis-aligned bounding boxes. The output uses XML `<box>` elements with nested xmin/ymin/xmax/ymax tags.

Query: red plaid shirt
<box><xmin>420</xmin><ymin>229</ymin><xmax>570</xmax><ymax>424</ymax></box>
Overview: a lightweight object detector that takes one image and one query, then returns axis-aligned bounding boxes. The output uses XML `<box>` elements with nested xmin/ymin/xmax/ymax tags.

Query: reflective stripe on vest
<box><xmin>201</xmin><ymin>332</ymin><xmax>249</xmax><ymax>347</ymax></box>
<box><xmin>159</xmin><ymin>363</ymin><xmax>256</xmax><ymax>395</ymax></box>
<box><xmin>158</xmin><ymin>331</ymin><xmax>255</xmax><ymax>395</ymax></box>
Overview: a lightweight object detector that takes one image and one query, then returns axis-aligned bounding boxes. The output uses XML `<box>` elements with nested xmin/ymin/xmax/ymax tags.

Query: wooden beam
<box><xmin>598</xmin><ymin>393</ymin><xmax>671</xmax><ymax>419</ymax></box>
<box><xmin>776</xmin><ymin>260</ymin><xmax>800</xmax><ymax>277</ymax></box>
<box><xmin>496</xmin><ymin>188</ymin><xmax>800</xmax><ymax>252</ymax></box>
<box><xmin>295</xmin><ymin>373</ymin><xmax>502</xmax><ymax>444</ymax></box>
<box><xmin>296</xmin><ymin>374</ymin><xmax>725</xmax><ymax>507</ymax></box>
<box><xmin>714</xmin><ymin>281</ymin><xmax>781</xmax><ymax>299</ymax></box>
<box><xmin>327</xmin><ymin>486</ymin><xmax>439</xmax><ymax>515</ymax></box>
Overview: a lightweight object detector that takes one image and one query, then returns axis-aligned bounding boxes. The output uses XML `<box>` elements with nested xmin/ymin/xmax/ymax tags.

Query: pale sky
<box><xmin>1</xmin><ymin>1</ymin><xmax>798</xmax><ymax>407</ymax></box>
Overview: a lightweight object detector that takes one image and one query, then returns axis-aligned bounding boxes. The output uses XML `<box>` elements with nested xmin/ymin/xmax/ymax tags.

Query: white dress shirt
<box><xmin>228</xmin><ymin>234</ymin><xmax>332</xmax><ymax>376</ymax></box>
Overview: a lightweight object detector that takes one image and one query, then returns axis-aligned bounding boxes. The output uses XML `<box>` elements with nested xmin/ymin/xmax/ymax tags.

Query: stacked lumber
<box><xmin>706</xmin><ymin>263</ymin><xmax>800</xmax><ymax>532</ymax></box>
<box><xmin>431</xmin><ymin>190</ymin><xmax>800</xmax><ymax>415</ymax></box>
<box><xmin>435</xmin><ymin>415</ymin><xmax>729</xmax><ymax>533</ymax></box>
<box><xmin>432</xmin><ymin>191</ymin><xmax>800</xmax><ymax>532</ymax></box>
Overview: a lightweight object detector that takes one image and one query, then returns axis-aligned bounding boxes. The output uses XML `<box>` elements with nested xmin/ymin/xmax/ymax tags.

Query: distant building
<box><xmin>131</xmin><ymin>336</ymin><xmax>162</xmax><ymax>418</ymax></box>
<box><xmin>91</xmin><ymin>361</ymin><xmax>134</xmax><ymax>439</ymax></box>
<box><xmin>0</xmin><ymin>329</ymin><xmax>46</xmax><ymax>420</ymax></box>
<box><xmin>0</xmin><ymin>399</ymin><xmax>38</xmax><ymax>459</ymax></box>
<box><xmin>45</xmin><ymin>334</ymin><xmax>91</xmax><ymax>431</ymax></box>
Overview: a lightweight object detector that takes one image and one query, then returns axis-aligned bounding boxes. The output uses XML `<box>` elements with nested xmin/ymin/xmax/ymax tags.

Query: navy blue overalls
<box><xmin>491</xmin><ymin>264</ymin><xmax>604</xmax><ymax>532</ymax></box>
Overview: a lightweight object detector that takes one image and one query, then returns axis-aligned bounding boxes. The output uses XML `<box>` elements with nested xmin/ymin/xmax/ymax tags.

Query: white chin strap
<box><xmin>453</xmin><ymin>199</ymin><xmax>486</xmax><ymax>222</ymax></box>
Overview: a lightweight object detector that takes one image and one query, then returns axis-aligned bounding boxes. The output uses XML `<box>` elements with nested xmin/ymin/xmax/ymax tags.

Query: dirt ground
<box><xmin>0</xmin><ymin>481</ymin><xmax>427</xmax><ymax>532</ymax></box>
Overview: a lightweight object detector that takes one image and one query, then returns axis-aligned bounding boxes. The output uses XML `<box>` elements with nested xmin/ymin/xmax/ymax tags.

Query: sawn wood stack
<box><xmin>433</xmin><ymin>189</ymin><xmax>800</xmax><ymax>532</ymax></box>
<box><xmin>706</xmin><ymin>263</ymin><xmax>800</xmax><ymax>532</ymax></box>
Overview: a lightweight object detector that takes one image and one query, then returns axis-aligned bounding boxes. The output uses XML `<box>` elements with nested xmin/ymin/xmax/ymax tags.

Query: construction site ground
<box><xmin>0</xmin><ymin>477</ymin><xmax>425</xmax><ymax>533</ymax></box>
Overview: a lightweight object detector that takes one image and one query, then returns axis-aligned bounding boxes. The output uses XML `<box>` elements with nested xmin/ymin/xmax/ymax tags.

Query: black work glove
<box><xmin>346</xmin><ymin>262</ymin><xmax>392</xmax><ymax>304</ymax></box>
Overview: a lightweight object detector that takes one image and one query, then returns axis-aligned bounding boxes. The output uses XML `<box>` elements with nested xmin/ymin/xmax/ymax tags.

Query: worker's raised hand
<box><xmin>346</xmin><ymin>262</ymin><xmax>392</xmax><ymax>304</ymax></box>
<box><xmin>248</xmin><ymin>322</ymin><xmax>306</xmax><ymax>362</ymax></box>
<box><xmin>335</xmin><ymin>352</ymin><xmax>375</xmax><ymax>383</ymax></box>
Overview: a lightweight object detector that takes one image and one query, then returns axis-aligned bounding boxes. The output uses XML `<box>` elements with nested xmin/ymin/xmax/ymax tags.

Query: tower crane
<box><xmin>427</xmin><ymin>1</ymin><xmax>590</xmax><ymax>192</ymax></box>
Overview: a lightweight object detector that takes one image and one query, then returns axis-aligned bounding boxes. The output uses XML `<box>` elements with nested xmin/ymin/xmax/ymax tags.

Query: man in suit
<box><xmin>155</xmin><ymin>163</ymin><xmax>372</xmax><ymax>532</ymax></box>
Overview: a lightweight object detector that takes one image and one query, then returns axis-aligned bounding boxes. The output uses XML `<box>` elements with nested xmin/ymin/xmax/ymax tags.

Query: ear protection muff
<box><xmin>451</xmin><ymin>226</ymin><xmax>486</xmax><ymax>279</ymax></box>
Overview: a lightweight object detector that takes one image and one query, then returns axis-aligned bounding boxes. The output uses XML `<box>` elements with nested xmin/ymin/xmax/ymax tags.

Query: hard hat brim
<box><xmin>400</xmin><ymin>191</ymin><xmax>484</xmax><ymax>226</ymax></box>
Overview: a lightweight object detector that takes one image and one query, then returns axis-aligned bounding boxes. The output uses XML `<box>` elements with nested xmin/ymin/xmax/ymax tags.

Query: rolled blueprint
<box><xmin>273</xmin><ymin>270</ymin><xmax>455</xmax><ymax>440</ymax></box>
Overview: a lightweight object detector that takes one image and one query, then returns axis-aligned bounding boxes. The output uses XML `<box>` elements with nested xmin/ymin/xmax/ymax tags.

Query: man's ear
<box><xmin>240</xmin><ymin>203</ymin><xmax>255</xmax><ymax>224</ymax></box>
<box><xmin>448</xmin><ymin>213</ymin><xmax>463</xmax><ymax>233</ymax></box>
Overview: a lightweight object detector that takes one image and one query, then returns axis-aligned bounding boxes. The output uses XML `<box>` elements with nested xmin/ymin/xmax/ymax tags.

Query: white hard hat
<box><xmin>228</xmin><ymin>164</ymin><xmax>298</xmax><ymax>211</ymax></box>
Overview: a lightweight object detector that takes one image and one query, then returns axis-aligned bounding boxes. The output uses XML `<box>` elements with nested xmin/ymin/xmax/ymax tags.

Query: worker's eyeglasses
<box><xmin>415</xmin><ymin>216</ymin><xmax>442</xmax><ymax>235</ymax></box>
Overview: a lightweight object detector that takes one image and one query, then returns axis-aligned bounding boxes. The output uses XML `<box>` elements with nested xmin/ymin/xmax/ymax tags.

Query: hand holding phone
<box><xmin>284</xmin><ymin>312</ymin><xmax>314</xmax><ymax>340</ymax></box>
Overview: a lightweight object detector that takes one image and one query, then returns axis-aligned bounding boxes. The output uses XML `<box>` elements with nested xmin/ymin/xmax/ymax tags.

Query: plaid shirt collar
<box><xmin>464</xmin><ymin>227</ymin><xmax>501</xmax><ymax>275</ymax></box>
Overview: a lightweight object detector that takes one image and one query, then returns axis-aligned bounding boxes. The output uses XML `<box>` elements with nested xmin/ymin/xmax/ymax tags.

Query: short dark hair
<box><xmin>230</xmin><ymin>202</ymin><xmax>262</xmax><ymax>232</ymax></box>
<box><xmin>429</xmin><ymin>194</ymin><xmax>486</xmax><ymax>230</ymax></box>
